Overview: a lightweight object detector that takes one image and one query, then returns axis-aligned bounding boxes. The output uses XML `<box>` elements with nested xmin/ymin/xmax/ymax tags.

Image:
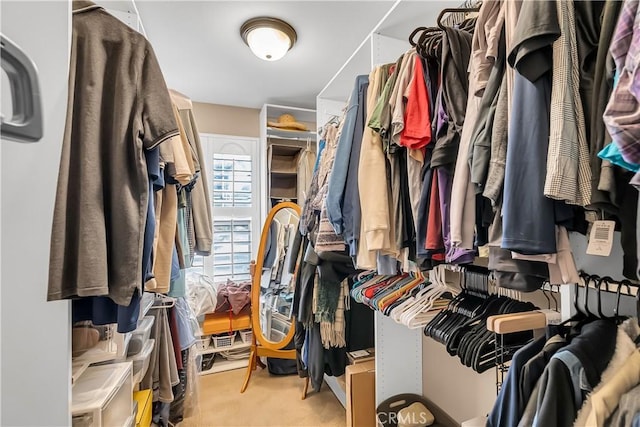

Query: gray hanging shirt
<box><xmin>48</xmin><ymin>1</ymin><xmax>179</xmax><ymax>306</ymax></box>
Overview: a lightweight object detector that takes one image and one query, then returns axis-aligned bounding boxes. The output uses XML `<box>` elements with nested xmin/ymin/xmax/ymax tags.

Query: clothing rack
<box><xmin>350</xmin><ymin>265</ymin><xmax>457</xmax><ymax>329</ymax></box>
<box><xmin>314</xmin><ymin>0</ymin><xmax>640</xmax><ymax>418</ymax></box>
<box><xmin>489</xmin><ymin>307</ymin><xmax>560</xmax><ymax>394</ymax></box>
<box><xmin>489</xmin><ymin>273</ymin><xmax>640</xmax><ymax>396</ymax></box>
<box><xmin>572</xmin><ymin>272</ymin><xmax>640</xmax><ymax>318</ymax></box>
<box><xmin>422</xmin><ymin>266</ymin><xmax>540</xmax><ymax>374</ymax></box>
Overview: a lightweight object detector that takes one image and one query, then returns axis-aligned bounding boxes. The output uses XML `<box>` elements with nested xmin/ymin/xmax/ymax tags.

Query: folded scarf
<box><xmin>317</xmin><ymin>278</ymin><xmax>350</xmax><ymax>348</ymax></box>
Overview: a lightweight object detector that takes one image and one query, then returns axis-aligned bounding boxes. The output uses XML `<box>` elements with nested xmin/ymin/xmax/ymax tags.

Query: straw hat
<box><xmin>267</xmin><ymin>113</ymin><xmax>308</xmax><ymax>131</ymax></box>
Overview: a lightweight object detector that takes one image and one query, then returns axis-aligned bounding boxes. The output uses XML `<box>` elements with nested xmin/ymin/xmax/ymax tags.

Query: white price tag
<box><xmin>586</xmin><ymin>220</ymin><xmax>615</xmax><ymax>257</ymax></box>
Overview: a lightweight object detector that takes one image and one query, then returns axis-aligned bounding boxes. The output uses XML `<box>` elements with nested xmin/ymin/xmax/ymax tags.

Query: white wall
<box><xmin>422</xmin><ymin>337</ymin><xmax>496</xmax><ymax>423</ymax></box>
<box><xmin>1</xmin><ymin>1</ymin><xmax>71</xmax><ymax>425</ymax></box>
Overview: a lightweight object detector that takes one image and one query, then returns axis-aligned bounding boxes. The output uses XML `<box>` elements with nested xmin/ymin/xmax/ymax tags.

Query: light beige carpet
<box><xmin>180</xmin><ymin>367</ymin><xmax>346</xmax><ymax>427</ymax></box>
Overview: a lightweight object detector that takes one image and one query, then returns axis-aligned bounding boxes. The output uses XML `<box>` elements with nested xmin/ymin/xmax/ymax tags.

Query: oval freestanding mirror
<box><xmin>241</xmin><ymin>202</ymin><xmax>308</xmax><ymax>398</ymax></box>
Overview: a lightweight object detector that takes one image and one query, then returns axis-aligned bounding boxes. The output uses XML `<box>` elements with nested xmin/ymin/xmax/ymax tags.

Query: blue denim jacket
<box><xmin>326</xmin><ymin>75</ymin><xmax>368</xmax><ymax>237</ymax></box>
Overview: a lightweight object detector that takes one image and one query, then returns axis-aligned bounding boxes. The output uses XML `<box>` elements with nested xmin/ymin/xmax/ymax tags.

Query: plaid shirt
<box><xmin>603</xmin><ymin>0</ymin><xmax>640</xmax><ymax>165</ymax></box>
<box><xmin>545</xmin><ymin>0</ymin><xmax>592</xmax><ymax>207</ymax></box>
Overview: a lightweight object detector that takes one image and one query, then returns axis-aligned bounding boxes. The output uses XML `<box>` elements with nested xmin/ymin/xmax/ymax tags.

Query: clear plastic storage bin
<box><xmin>127</xmin><ymin>316</ymin><xmax>154</xmax><ymax>357</ymax></box>
<box><xmin>128</xmin><ymin>338</ymin><xmax>154</xmax><ymax>385</ymax></box>
<box><xmin>134</xmin><ymin>316</ymin><xmax>154</xmax><ymax>344</ymax></box>
<box><xmin>73</xmin><ymin>325</ymin><xmax>131</xmax><ymax>365</ymax></box>
<box><xmin>72</xmin><ymin>362</ymin><xmax>133</xmax><ymax>427</ymax></box>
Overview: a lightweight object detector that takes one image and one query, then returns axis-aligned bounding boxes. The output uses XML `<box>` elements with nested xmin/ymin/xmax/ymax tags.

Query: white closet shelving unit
<box><xmin>259</xmin><ymin>104</ymin><xmax>317</xmax><ymax>220</ymax></box>
<box><xmin>316</xmin><ymin>0</ymin><xmax>461</xmax><ymax>409</ymax></box>
<box><xmin>98</xmin><ymin>0</ymin><xmax>146</xmax><ymax>34</ymax></box>
<box><xmin>196</xmin><ymin>335</ymin><xmax>252</xmax><ymax>376</ymax></box>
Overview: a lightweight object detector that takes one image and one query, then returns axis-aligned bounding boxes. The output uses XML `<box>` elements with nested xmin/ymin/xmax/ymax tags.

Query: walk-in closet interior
<box><xmin>4</xmin><ymin>0</ymin><xmax>640</xmax><ymax>426</ymax></box>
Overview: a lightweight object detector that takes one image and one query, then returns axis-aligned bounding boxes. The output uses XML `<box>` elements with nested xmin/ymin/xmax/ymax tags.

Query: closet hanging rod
<box><xmin>267</xmin><ymin>135</ymin><xmax>315</xmax><ymax>143</ymax></box>
<box><xmin>437</xmin><ymin>7</ymin><xmax>481</xmax><ymax>30</ymax></box>
<box><xmin>577</xmin><ymin>272</ymin><xmax>640</xmax><ymax>296</ymax></box>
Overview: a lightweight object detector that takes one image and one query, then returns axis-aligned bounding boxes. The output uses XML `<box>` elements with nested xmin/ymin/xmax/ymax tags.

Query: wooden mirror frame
<box><xmin>240</xmin><ymin>201</ymin><xmax>308</xmax><ymax>398</ymax></box>
<box><xmin>250</xmin><ymin>201</ymin><xmax>299</xmax><ymax>350</ymax></box>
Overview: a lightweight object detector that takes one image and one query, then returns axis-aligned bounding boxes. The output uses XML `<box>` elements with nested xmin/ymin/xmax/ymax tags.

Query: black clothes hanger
<box><xmin>458</xmin><ymin>17</ymin><xmax>478</xmax><ymax>33</ymax></box>
<box><xmin>583</xmin><ymin>275</ymin><xmax>593</xmax><ymax>318</ymax></box>
<box><xmin>420</xmin><ymin>28</ymin><xmax>442</xmax><ymax>57</ymax></box>
<box><xmin>455</xmin><ymin>297</ymin><xmax>536</xmax><ymax>373</ymax></box>
<box><xmin>551</xmin><ymin>284</ymin><xmax>559</xmax><ymax>311</ymax></box>
<box><xmin>424</xmin><ymin>265</ymin><xmax>538</xmax><ymax>373</ymax></box>
<box><xmin>557</xmin><ymin>274</ymin><xmax>591</xmax><ymax>328</ymax></box>
<box><xmin>596</xmin><ymin>276</ymin><xmax>610</xmax><ymax>319</ymax></box>
<box><xmin>613</xmin><ymin>279</ymin><xmax>633</xmax><ymax>324</ymax></box>
<box><xmin>424</xmin><ymin>273</ymin><xmax>483</xmax><ymax>344</ymax></box>
<box><xmin>541</xmin><ymin>283</ymin><xmax>552</xmax><ymax>310</ymax></box>
<box><xmin>409</xmin><ymin>26</ymin><xmax>428</xmax><ymax>47</ymax></box>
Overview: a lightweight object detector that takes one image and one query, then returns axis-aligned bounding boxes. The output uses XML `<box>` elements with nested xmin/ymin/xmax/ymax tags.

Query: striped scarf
<box><xmin>315</xmin><ymin>278</ymin><xmax>350</xmax><ymax>349</ymax></box>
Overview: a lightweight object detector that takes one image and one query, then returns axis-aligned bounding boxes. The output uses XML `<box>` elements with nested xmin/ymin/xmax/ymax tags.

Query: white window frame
<box><xmin>199</xmin><ymin>133</ymin><xmax>262</xmax><ymax>281</ymax></box>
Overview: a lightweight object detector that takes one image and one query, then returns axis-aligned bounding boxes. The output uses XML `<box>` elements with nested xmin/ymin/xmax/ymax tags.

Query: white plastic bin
<box><xmin>127</xmin><ymin>316</ymin><xmax>154</xmax><ymax>357</ymax></box>
<box><xmin>72</xmin><ymin>362</ymin><xmax>133</xmax><ymax>427</ymax></box>
<box><xmin>128</xmin><ymin>338</ymin><xmax>155</xmax><ymax>385</ymax></box>
<box><xmin>134</xmin><ymin>316</ymin><xmax>154</xmax><ymax>343</ymax></box>
<box><xmin>196</xmin><ymin>336</ymin><xmax>211</xmax><ymax>351</ymax></box>
<box><xmin>212</xmin><ymin>332</ymin><xmax>236</xmax><ymax>349</ymax></box>
<box><xmin>239</xmin><ymin>329</ymin><xmax>253</xmax><ymax>344</ymax></box>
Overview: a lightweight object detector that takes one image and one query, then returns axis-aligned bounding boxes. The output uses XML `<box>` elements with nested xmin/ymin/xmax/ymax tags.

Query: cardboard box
<box><xmin>346</xmin><ymin>360</ymin><xmax>375</xmax><ymax>427</ymax></box>
<box><xmin>347</xmin><ymin>347</ymin><xmax>376</xmax><ymax>365</ymax></box>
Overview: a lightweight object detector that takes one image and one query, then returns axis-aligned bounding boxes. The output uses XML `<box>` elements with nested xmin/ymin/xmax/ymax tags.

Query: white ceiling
<box><xmin>136</xmin><ymin>1</ymin><xmax>395</xmax><ymax>109</ymax></box>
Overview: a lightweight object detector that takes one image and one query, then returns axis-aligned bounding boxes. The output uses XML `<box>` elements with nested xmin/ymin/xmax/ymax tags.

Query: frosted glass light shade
<box><xmin>246</xmin><ymin>27</ymin><xmax>291</xmax><ymax>61</ymax></box>
<box><xmin>241</xmin><ymin>17</ymin><xmax>297</xmax><ymax>62</ymax></box>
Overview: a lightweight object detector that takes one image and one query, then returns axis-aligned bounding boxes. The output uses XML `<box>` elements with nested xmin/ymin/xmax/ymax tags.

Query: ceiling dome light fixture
<box><xmin>240</xmin><ymin>17</ymin><xmax>297</xmax><ymax>61</ymax></box>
